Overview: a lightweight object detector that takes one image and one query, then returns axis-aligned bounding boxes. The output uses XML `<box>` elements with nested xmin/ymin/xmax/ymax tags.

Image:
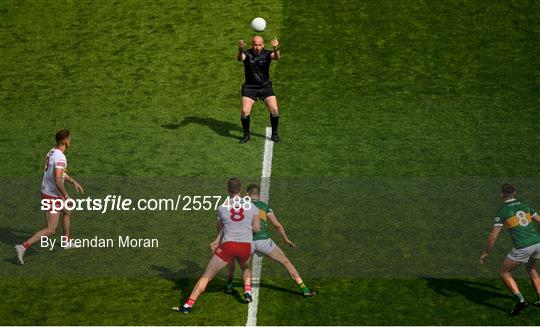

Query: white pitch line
<box><xmin>246</xmin><ymin>127</ymin><xmax>274</xmax><ymax>327</ymax></box>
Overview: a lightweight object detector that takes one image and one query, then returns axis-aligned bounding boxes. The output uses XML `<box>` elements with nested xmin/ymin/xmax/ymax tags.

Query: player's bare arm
<box><xmin>533</xmin><ymin>213</ymin><xmax>540</xmax><ymax>233</ymax></box>
<box><xmin>54</xmin><ymin>168</ymin><xmax>70</xmax><ymax>199</ymax></box>
<box><xmin>267</xmin><ymin>212</ymin><xmax>296</xmax><ymax>248</ymax></box>
<box><xmin>237</xmin><ymin>39</ymin><xmax>246</xmax><ymax>61</ymax></box>
<box><xmin>210</xmin><ymin>220</ymin><xmax>224</xmax><ymax>251</ymax></box>
<box><xmin>270</xmin><ymin>38</ymin><xmax>280</xmax><ymax>60</ymax></box>
<box><xmin>252</xmin><ymin>212</ymin><xmax>261</xmax><ymax>233</ymax></box>
<box><xmin>64</xmin><ymin>173</ymin><xmax>84</xmax><ymax>193</ymax></box>
<box><xmin>479</xmin><ymin>226</ymin><xmax>502</xmax><ymax>264</ymax></box>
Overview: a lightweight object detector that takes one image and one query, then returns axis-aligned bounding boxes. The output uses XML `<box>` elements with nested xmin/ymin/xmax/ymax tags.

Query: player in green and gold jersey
<box><xmin>479</xmin><ymin>184</ymin><xmax>540</xmax><ymax>315</ymax></box>
<box><xmin>214</xmin><ymin>183</ymin><xmax>316</xmax><ymax>297</ymax></box>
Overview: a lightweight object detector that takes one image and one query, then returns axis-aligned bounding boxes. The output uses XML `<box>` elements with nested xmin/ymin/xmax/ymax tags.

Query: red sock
<box><xmin>185</xmin><ymin>298</ymin><xmax>195</xmax><ymax>307</ymax></box>
<box><xmin>23</xmin><ymin>241</ymin><xmax>32</xmax><ymax>249</ymax></box>
<box><xmin>244</xmin><ymin>284</ymin><xmax>252</xmax><ymax>293</ymax></box>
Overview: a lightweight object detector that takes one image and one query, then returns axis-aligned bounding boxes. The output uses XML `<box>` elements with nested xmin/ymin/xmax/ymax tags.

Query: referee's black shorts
<box><xmin>241</xmin><ymin>81</ymin><xmax>275</xmax><ymax>101</ymax></box>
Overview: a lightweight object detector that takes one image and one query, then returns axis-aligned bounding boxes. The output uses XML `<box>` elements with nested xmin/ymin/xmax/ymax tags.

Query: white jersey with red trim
<box><xmin>41</xmin><ymin>148</ymin><xmax>67</xmax><ymax>197</ymax></box>
<box><xmin>217</xmin><ymin>198</ymin><xmax>259</xmax><ymax>243</ymax></box>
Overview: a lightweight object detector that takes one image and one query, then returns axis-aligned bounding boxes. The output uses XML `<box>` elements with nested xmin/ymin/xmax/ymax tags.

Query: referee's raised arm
<box><xmin>237</xmin><ymin>39</ymin><xmax>246</xmax><ymax>61</ymax></box>
<box><xmin>270</xmin><ymin>38</ymin><xmax>280</xmax><ymax>60</ymax></box>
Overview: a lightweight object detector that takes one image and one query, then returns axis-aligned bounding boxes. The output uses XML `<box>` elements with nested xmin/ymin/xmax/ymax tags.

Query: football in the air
<box><xmin>251</xmin><ymin>17</ymin><xmax>266</xmax><ymax>32</ymax></box>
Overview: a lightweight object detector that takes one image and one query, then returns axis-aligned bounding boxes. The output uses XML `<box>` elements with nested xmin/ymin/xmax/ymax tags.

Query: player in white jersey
<box><xmin>222</xmin><ymin>183</ymin><xmax>316</xmax><ymax>297</ymax></box>
<box><xmin>172</xmin><ymin>178</ymin><xmax>260</xmax><ymax>314</ymax></box>
<box><xmin>15</xmin><ymin>129</ymin><xmax>84</xmax><ymax>265</ymax></box>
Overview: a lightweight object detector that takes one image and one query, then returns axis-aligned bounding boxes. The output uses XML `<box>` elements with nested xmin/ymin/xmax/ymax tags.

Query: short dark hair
<box><xmin>228</xmin><ymin>178</ymin><xmax>242</xmax><ymax>194</ymax></box>
<box><xmin>501</xmin><ymin>183</ymin><xmax>516</xmax><ymax>197</ymax></box>
<box><xmin>55</xmin><ymin>129</ymin><xmax>70</xmax><ymax>145</ymax></box>
<box><xmin>247</xmin><ymin>183</ymin><xmax>260</xmax><ymax>195</ymax></box>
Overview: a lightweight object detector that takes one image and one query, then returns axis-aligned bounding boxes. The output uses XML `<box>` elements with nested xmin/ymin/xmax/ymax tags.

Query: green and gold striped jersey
<box><xmin>252</xmin><ymin>199</ymin><xmax>273</xmax><ymax>241</ymax></box>
<box><xmin>494</xmin><ymin>199</ymin><xmax>540</xmax><ymax>249</ymax></box>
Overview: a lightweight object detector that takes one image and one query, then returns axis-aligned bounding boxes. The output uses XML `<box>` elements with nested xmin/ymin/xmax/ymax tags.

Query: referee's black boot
<box><xmin>239</xmin><ymin>133</ymin><xmax>250</xmax><ymax>143</ymax></box>
<box><xmin>270</xmin><ymin>133</ymin><xmax>282</xmax><ymax>143</ymax></box>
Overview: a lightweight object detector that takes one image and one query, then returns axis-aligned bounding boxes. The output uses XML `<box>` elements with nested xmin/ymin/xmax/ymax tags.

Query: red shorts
<box><xmin>214</xmin><ymin>241</ymin><xmax>251</xmax><ymax>263</ymax></box>
<box><xmin>41</xmin><ymin>193</ymin><xmax>63</xmax><ymax>213</ymax></box>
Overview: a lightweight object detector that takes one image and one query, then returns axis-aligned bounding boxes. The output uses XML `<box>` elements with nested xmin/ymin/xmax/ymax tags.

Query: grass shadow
<box><xmin>259</xmin><ymin>281</ymin><xmax>304</xmax><ymax>297</ymax></box>
<box><xmin>151</xmin><ymin>262</ymin><xmax>304</xmax><ymax>303</ymax></box>
<box><xmin>151</xmin><ymin>261</ymin><xmax>242</xmax><ymax>302</ymax></box>
<box><xmin>221</xmin><ymin>282</ymin><xmax>245</xmax><ymax>304</ymax></box>
<box><xmin>422</xmin><ymin>277</ymin><xmax>513</xmax><ymax>312</ymax></box>
<box><xmin>0</xmin><ymin>227</ymin><xmax>37</xmax><ymax>265</ymax></box>
<box><xmin>0</xmin><ymin>227</ymin><xmax>31</xmax><ymax>246</ymax></box>
<box><xmin>162</xmin><ymin>116</ymin><xmax>266</xmax><ymax>140</ymax></box>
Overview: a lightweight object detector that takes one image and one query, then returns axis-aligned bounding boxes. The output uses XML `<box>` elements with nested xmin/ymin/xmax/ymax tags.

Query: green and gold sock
<box><xmin>298</xmin><ymin>282</ymin><xmax>310</xmax><ymax>293</ymax></box>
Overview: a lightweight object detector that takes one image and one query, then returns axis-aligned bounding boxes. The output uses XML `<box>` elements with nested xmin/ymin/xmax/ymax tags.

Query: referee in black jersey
<box><xmin>237</xmin><ymin>35</ymin><xmax>281</xmax><ymax>143</ymax></box>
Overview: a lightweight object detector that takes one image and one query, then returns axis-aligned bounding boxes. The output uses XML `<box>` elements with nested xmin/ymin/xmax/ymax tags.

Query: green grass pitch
<box><xmin>1</xmin><ymin>0</ymin><xmax>539</xmax><ymax>325</ymax></box>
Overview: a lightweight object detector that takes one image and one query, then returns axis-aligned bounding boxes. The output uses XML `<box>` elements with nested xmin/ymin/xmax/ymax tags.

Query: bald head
<box><xmin>252</xmin><ymin>35</ymin><xmax>264</xmax><ymax>43</ymax></box>
<box><xmin>251</xmin><ymin>35</ymin><xmax>264</xmax><ymax>54</ymax></box>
